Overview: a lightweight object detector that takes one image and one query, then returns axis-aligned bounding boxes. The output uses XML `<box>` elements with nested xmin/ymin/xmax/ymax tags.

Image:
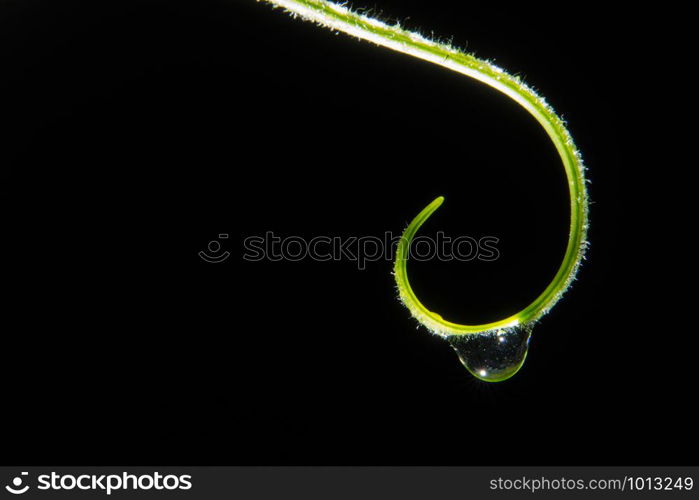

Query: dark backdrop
<box><xmin>1</xmin><ymin>0</ymin><xmax>692</xmax><ymax>464</ymax></box>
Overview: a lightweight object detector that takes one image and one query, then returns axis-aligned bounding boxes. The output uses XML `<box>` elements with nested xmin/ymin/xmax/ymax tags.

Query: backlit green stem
<box><xmin>261</xmin><ymin>0</ymin><xmax>589</xmax><ymax>337</ymax></box>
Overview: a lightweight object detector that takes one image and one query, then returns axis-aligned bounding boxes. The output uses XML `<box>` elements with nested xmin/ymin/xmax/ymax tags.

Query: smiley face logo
<box><xmin>5</xmin><ymin>472</ymin><xmax>29</xmax><ymax>495</ymax></box>
<box><xmin>199</xmin><ymin>233</ymin><xmax>231</xmax><ymax>263</ymax></box>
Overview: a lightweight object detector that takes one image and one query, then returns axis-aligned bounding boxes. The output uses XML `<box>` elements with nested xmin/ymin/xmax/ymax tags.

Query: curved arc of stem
<box><xmin>261</xmin><ymin>0</ymin><xmax>589</xmax><ymax>336</ymax></box>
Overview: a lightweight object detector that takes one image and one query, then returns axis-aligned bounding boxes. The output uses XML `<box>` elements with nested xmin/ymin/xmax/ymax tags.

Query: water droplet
<box><xmin>447</xmin><ymin>325</ymin><xmax>533</xmax><ymax>382</ymax></box>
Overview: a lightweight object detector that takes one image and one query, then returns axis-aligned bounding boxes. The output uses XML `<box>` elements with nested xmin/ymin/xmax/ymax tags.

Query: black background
<box><xmin>1</xmin><ymin>1</ymin><xmax>693</xmax><ymax>464</ymax></box>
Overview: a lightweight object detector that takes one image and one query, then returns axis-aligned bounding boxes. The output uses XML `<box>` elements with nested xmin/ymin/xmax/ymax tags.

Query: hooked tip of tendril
<box><xmin>426</xmin><ymin>195</ymin><xmax>445</xmax><ymax>213</ymax></box>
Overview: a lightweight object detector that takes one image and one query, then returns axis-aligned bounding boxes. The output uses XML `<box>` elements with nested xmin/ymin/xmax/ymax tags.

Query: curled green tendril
<box><xmin>262</xmin><ymin>0</ymin><xmax>589</xmax><ymax>338</ymax></box>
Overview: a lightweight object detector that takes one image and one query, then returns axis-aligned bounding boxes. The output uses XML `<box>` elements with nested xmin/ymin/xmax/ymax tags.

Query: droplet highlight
<box><xmin>447</xmin><ymin>325</ymin><xmax>533</xmax><ymax>382</ymax></box>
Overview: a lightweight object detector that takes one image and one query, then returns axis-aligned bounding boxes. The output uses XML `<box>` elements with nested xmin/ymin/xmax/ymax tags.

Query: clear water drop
<box><xmin>447</xmin><ymin>325</ymin><xmax>533</xmax><ymax>382</ymax></box>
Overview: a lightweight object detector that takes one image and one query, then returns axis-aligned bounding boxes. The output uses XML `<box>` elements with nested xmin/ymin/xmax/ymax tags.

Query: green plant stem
<box><xmin>261</xmin><ymin>0</ymin><xmax>589</xmax><ymax>336</ymax></box>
